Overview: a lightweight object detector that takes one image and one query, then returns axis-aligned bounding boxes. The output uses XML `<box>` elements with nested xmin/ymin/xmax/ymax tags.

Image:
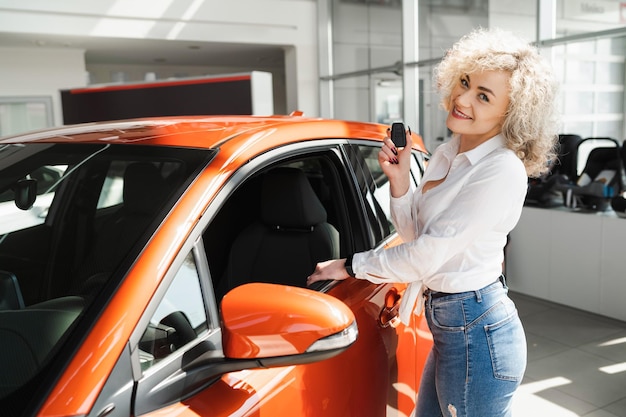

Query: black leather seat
<box><xmin>72</xmin><ymin>162</ymin><xmax>166</xmax><ymax>296</ymax></box>
<box><xmin>0</xmin><ymin>296</ymin><xmax>83</xmax><ymax>398</ymax></box>
<box><xmin>219</xmin><ymin>167</ymin><xmax>340</xmax><ymax>297</ymax></box>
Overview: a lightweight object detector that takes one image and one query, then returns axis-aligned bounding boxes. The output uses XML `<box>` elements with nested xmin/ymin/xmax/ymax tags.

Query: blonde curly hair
<box><xmin>434</xmin><ymin>27</ymin><xmax>560</xmax><ymax>177</ymax></box>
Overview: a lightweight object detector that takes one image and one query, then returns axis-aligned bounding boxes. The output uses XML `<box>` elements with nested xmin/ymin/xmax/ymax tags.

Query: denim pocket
<box><xmin>485</xmin><ymin>312</ymin><xmax>527</xmax><ymax>381</ymax></box>
<box><xmin>429</xmin><ymin>300</ymin><xmax>466</xmax><ymax>331</ymax></box>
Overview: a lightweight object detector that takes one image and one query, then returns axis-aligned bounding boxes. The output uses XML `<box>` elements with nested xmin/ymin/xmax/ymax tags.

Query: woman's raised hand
<box><xmin>378</xmin><ymin>128</ymin><xmax>414</xmax><ymax>198</ymax></box>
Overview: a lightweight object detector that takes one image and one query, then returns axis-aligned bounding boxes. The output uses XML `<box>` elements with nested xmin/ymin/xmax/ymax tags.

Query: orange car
<box><xmin>0</xmin><ymin>115</ymin><xmax>432</xmax><ymax>417</ymax></box>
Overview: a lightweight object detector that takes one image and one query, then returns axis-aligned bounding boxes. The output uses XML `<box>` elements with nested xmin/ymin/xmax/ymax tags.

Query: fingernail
<box><xmin>394</xmin><ymin>158</ymin><xmax>399</xmax><ymax>164</ymax></box>
<box><xmin>386</xmin><ymin>127</ymin><xmax>391</xmax><ymax>132</ymax></box>
<box><xmin>392</xmin><ymin>147</ymin><xmax>398</xmax><ymax>156</ymax></box>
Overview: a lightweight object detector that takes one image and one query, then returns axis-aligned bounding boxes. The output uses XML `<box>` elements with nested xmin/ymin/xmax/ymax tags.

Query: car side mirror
<box><xmin>221</xmin><ymin>282</ymin><xmax>357</xmax><ymax>364</ymax></box>
<box><xmin>135</xmin><ymin>284</ymin><xmax>358</xmax><ymax>413</ymax></box>
<box><xmin>13</xmin><ymin>178</ymin><xmax>37</xmax><ymax>210</ymax></box>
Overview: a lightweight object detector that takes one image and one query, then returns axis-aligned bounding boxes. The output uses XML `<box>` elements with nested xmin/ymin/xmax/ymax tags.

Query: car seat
<box><xmin>72</xmin><ymin>162</ymin><xmax>167</xmax><ymax>296</ymax></box>
<box><xmin>0</xmin><ymin>295</ymin><xmax>83</xmax><ymax>398</ymax></box>
<box><xmin>218</xmin><ymin>167</ymin><xmax>340</xmax><ymax>297</ymax></box>
<box><xmin>0</xmin><ymin>270</ymin><xmax>25</xmax><ymax>310</ymax></box>
<box><xmin>525</xmin><ymin>134</ymin><xmax>582</xmax><ymax>207</ymax></box>
<box><xmin>557</xmin><ymin>137</ymin><xmax>624</xmax><ymax>211</ymax></box>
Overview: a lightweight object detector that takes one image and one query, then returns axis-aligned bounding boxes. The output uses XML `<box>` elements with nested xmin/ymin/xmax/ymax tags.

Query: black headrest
<box><xmin>0</xmin><ymin>271</ymin><xmax>24</xmax><ymax>310</ymax></box>
<box><xmin>260</xmin><ymin>167</ymin><xmax>327</xmax><ymax>229</ymax></box>
<box><xmin>123</xmin><ymin>162</ymin><xmax>164</xmax><ymax>214</ymax></box>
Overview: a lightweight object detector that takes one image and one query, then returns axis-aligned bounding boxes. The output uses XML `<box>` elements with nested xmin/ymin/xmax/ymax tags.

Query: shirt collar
<box><xmin>462</xmin><ymin>134</ymin><xmax>506</xmax><ymax>165</ymax></box>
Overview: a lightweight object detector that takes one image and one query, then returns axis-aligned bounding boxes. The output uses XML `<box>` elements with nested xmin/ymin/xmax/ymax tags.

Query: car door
<box><xmin>339</xmin><ymin>141</ymin><xmax>432</xmax><ymax>416</ymax></box>
<box><xmin>197</xmin><ymin>142</ymin><xmax>409</xmax><ymax>416</ymax></box>
<box><xmin>195</xmin><ymin>140</ymin><xmax>430</xmax><ymax>416</ymax></box>
<box><xmin>87</xmin><ymin>140</ymin><xmax>431</xmax><ymax>417</ymax></box>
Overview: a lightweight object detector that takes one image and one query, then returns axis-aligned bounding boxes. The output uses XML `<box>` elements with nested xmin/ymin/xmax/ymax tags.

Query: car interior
<box><xmin>205</xmin><ymin>152</ymin><xmax>360</xmax><ymax>300</ymax></box>
<box><xmin>0</xmin><ymin>144</ymin><xmax>213</xmax><ymax>400</ymax></box>
<box><xmin>215</xmin><ymin>166</ymin><xmax>341</xmax><ymax>299</ymax></box>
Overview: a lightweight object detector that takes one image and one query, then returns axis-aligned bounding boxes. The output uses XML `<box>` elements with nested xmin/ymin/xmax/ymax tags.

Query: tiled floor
<box><xmin>510</xmin><ymin>291</ymin><xmax>626</xmax><ymax>416</ymax></box>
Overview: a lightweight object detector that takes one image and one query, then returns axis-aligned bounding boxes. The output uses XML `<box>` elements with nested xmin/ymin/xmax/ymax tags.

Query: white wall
<box><xmin>508</xmin><ymin>207</ymin><xmax>626</xmax><ymax>322</ymax></box>
<box><xmin>0</xmin><ymin>47</ymin><xmax>86</xmax><ymax>126</ymax></box>
<box><xmin>0</xmin><ymin>0</ymin><xmax>317</xmax><ymax>123</ymax></box>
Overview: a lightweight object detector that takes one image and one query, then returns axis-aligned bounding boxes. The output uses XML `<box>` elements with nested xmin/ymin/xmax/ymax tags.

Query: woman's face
<box><xmin>446</xmin><ymin>69</ymin><xmax>511</xmax><ymax>149</ymax></box>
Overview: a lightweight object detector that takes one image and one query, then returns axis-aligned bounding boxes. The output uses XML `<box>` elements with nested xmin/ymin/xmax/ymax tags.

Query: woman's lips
<box><xmin>452</xmin><ymin>107</ymin><xmax>471</xmax><ymax>119</ymax></box>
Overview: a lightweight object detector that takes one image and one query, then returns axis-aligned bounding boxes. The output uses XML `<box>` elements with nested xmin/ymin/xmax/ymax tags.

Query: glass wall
<box><xmin>320</xmin><ymin>0</ymin><xmax>626</xmax><ymax>152</ymax></box>
<box><xmin>553</xmin><ymin>35</ymin><xmax>625</xmax><ymax>139</ymax></box>
<box><xmin>329</xmin><ymin>0</ymin><xmax>403</xmax><ymax>124</ymax></box>
<box><xmin>557</xmin><ymin>0</ymin><xmax>626</xmax><ymax>34</ymax></box>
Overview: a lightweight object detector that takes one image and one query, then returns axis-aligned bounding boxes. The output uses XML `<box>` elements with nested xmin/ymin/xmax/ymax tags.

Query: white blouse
<box><xmin>352</xmin><ymin>134</ymin><xmax>528</xmax><ymax>324</ymax></box>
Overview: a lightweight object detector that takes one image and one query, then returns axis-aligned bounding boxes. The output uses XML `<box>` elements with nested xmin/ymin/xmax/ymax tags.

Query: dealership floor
<box><xmin>510</xmin><ymin>292</ymin><xmax>626</xmax><ymax>417</ymax></box>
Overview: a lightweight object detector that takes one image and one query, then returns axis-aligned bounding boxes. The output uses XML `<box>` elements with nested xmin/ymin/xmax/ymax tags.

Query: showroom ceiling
<box><xmin>0</xmin><ymin>31</ymin><xmax>285</xmax><ymax>69</ymax></box>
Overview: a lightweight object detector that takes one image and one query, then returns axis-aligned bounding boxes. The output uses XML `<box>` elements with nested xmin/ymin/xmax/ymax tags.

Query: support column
<box><xmin>402</xmin><ymin>0</ymin><xmax>419</xmax><ymax>132</ymax></box>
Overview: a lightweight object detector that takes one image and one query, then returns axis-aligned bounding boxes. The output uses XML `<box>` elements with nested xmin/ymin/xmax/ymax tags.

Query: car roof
<box><xmin>0</xmin><ymin>115</ymin><xmax>427</xmax><ymax>153</ymax></box>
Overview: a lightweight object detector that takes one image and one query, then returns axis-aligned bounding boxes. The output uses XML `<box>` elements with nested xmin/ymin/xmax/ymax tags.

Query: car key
<box><xmin>390</xmin><ymin>122</ymin><xmax>406</xmax><ymax>148</ymax></box>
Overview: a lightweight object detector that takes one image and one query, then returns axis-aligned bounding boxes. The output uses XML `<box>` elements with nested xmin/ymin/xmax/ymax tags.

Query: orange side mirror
<box><xmin>221</xmin><ymin>283</ymin><xmax>357</xmax><ymax>360</ymax></box>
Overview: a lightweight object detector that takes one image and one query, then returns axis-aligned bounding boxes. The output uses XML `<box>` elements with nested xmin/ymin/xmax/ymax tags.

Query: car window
<box><xmin>0</xmin><ymin>143</ymin><xmax>216</xmax><ymax>411</ymax></box>
<box><xmin>0</xmin><ymin>164</ymin><xmax>67</xmax><ymax>234</ymax></box>
<box><xmin>96</xmin><ymin>161</ymin><xmax>125</xmax><ymax>209</ymax></box>
<box><xmin>345</xmin><ymin>144</ymin><xmax>425</xmax><ymax>246</ymax></box>
<box><xmin>204</xmin><ymin>149</ymin><xmax>362</xmax><ymax>298</ymax></box>
<box><xmin>138</xmin><ymin>251</ymin><xmax>208</xmax><ymax>372</ymax></box>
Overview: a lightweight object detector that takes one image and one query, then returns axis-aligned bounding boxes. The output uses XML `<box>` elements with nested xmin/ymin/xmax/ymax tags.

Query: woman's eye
<box><xmin>479</xmin><ymin>93</ymin><xmax>489</xmax><ymax>102</ymax></box>
<box><xmin>460</xmin><ymin>78</ymin><xmax>468</xmax><ymax>87</ymax></box>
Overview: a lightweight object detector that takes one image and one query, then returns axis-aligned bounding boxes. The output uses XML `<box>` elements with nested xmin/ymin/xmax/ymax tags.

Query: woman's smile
<box><xmin>451</xmin><ymin>107</ymin><xmax>472</xmax><ymax>120</ymax></box>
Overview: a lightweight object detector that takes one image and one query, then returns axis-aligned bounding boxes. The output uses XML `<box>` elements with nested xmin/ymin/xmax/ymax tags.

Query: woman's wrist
<box><xmin>390</xmin><ymin>176</ymin><xmax>410</xmax><ymax>198</ymax></box>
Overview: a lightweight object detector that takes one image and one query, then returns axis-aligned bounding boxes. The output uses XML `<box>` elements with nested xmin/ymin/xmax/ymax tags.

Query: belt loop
<box><xmin>475</xmin><ymin>290</ymin><xmax>482</xmax><ymax>303</ymax></box>
<box><xmin>500</xmin><ymin>274</ymin><xmax>508</xmax><ymax>289</ymax></box>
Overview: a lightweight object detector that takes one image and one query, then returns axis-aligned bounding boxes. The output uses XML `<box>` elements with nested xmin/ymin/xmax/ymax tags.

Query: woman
<box><xmin>307</xmin><ymin>27</ymin><xmax>559</xmax><ymax>416</ymax></box>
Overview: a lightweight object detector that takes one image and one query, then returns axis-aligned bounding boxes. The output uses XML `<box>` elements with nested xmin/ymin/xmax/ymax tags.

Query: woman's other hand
<box><xmin>307</xmin><ymin>259</ymin><xmax>350</xmax><ymax>286</ymax></box>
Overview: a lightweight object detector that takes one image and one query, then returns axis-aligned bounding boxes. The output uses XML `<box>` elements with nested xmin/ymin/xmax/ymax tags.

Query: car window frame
<box><xmin>124</xmin><ymin>138</ymin><xmax>393</xmax><ymax>413</ymax></box>
<box><xmin>201</xmin><ymin>139</ymin><xmax>371</xmax><ymax>294</ymax></box>
<box><xmin>342</xmin><ymin>140</ymin><xmax>427</xmax><ymax>249</ymax></box>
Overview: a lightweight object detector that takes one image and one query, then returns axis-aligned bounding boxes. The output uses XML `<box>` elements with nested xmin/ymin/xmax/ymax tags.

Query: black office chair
<box><xmin>219</xmin><ymin>167</ymin><xmax>340</xmax><ymax>297</ymax></box>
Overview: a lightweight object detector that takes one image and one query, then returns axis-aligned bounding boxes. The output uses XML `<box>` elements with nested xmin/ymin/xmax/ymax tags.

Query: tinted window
<box><xmin>0</xmin><ymin>143</ymin><xmax>215</xmax><ymax>411</ymax></box>
<box><xmin>138</xmin><ymin>251</ymin><xmax>208</xmax><ymax>372</ymax></box>
<box><xmin>345</xmin><ymin>144</ymin><xmax>425</xmax><ymax>245</ymax></box>
<box><xmin>204</xmin><ymin>150</ymin><xmax>357</xmax><ymax>297</ymax></box>
<box><xmin>0</xmin><ymin>164</ymin><xmax>67</xmax><ymax>234</ymax></box>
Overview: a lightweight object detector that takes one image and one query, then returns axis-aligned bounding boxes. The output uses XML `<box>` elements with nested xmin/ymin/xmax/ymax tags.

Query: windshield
<box><xmin>0</xmin><ymin>143</ymin><xmax>215</xmax><ymax>409</ymax></box>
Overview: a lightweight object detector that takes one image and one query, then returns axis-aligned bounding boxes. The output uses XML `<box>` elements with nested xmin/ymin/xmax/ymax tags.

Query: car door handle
<box><xmin>379</xmin><ymin>288</ymin><xmax>401</xmax><ymax>328</ymax></box>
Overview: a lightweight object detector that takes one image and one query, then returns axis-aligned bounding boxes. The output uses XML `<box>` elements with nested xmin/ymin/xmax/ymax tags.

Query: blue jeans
<box><xmin>415</xmin><ymin>277</ymin><xmax>526</xmax><ymax>417</ymax></box>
